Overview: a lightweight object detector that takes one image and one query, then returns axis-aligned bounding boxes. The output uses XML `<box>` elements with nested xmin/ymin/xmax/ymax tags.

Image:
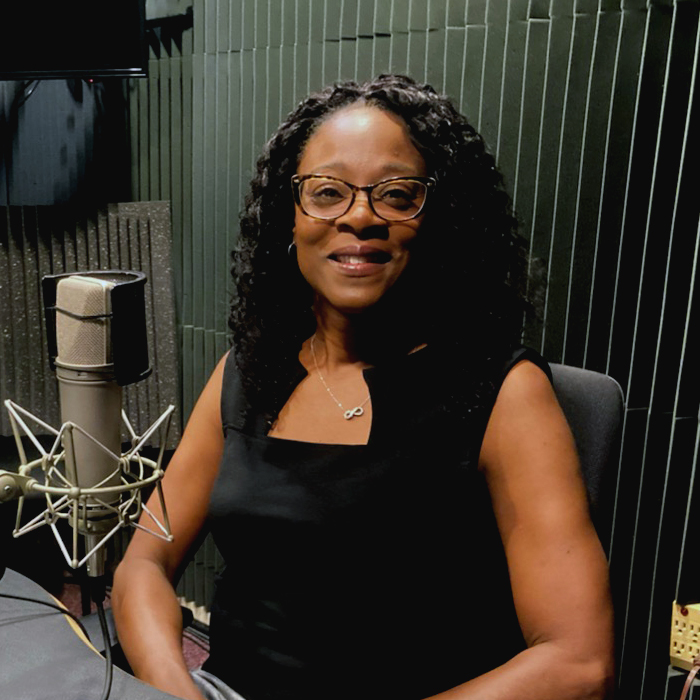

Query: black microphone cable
<box><xmin>90</xmin><ymin>576</ymin><xmax>114</xmax><ymax>700</ymax></box>
<box><xmin>0</xmin><ymin>590</ymin><xmax>90</xmax><ymax>638</ymax></box>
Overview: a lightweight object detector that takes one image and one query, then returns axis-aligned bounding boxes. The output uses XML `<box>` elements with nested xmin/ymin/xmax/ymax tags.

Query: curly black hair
<box><xmin>230</xmin><ymin>74</ymin><xmax>535</xmax><ymax>427</ymax></box>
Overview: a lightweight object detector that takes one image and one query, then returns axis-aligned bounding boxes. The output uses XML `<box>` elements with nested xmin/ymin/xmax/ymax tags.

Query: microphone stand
<box><xmin>0</xmin><ymin>399</ymin><xmax>175</xmax><ymax>700</ymax></box>
<box><xmin>0</xmin><ymin>399</ymin><xmax>174</xmax><ymax>571</ymax></box>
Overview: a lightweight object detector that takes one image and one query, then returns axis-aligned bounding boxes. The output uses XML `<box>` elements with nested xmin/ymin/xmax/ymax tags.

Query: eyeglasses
<box><xmin>291</xmin><ymin>174</ymin><xmax>435</xmax><ymax>222</ymax></box>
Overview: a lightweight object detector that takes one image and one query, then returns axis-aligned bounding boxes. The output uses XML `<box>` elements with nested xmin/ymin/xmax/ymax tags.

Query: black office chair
<box><xmin>549</xmin><ymin>363</ymin><xmax>625</xmax><ymax>556</ymax></box>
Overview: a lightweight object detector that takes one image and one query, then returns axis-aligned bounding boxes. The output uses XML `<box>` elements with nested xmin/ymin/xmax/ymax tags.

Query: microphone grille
<box><xmin>56</xmin><ymin>276</ymin><xmax>116</xmax><ymax>369</ymax></box>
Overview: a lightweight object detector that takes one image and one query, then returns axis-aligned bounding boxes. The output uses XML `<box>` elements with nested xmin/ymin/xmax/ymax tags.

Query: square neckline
<box><xmin>262</xmin><ymin>346</ymin><xmax>432</xmax><ymax>448</ymax></box>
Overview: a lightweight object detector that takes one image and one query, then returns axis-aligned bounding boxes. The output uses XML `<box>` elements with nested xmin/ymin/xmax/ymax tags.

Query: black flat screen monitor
<box><xmin>0</xmin><ymin>1</ymin><xmax>147</xmax><ymax>80</ymax></box>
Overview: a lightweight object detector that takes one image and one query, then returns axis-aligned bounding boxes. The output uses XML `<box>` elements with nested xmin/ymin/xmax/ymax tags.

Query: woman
<box><xmin>113</xmin><ymin>75</ymin><xmax>614</xmax><ymax>700</ymax></box>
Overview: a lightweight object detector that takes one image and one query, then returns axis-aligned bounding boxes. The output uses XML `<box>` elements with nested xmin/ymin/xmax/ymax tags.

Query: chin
<box><xmin>313</xmin><ymin>267</ymin><xmax>417</xmax><ymax>317</ymax></box>
<box><xmin>329</xmin><ymin>296</ymin><xmax>386</xmax><ymax>315</ymax></box>
<box><xmin>326</xmin><ymin>282</ymin><xmax>411</xmax><ymax>317</ymax></box>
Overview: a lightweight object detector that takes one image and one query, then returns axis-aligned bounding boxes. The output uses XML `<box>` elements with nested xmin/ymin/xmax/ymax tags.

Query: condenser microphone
<box><xmin>1</xmin><ymin>270</ymin><xmax>174</xmax><ymax>582</ymax></box>
<box><xmin>54</xmin><ymin>275</ymin><xmax>122</xmax><ymax>578</ymax></box>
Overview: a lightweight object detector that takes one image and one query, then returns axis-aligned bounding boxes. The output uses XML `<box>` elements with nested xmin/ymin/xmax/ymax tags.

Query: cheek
<box><xmin>293</xmin><ymin>210</ymin><xmax>325</xmax><ymax>246</ymax></box>
<box><xmin>392</xmin><ymin>224</ymin><xmax>421</xmax><ymax>255</ymax></box>
<box><xmin>294</xmin><ymin>247</ymin><xmax>312</xmax><ymax>279</ymax></box>
<box><xmin>292</xmin><ymin>233</ymin><xmax>325</xmax><ymax>290</ymax></box>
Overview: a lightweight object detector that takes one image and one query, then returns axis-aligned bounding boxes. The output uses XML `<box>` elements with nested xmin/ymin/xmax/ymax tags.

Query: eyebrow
<box><xmin>307</xmin><ymin>162</ymin><xmax>425</xmax><ymax>178</ymax></box>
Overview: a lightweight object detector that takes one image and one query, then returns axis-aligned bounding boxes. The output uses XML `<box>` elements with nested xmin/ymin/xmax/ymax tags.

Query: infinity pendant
<box><xmin>343</xmin><ymin>406</ymin><xmax>365</xmax><ymax>420</ymax></box>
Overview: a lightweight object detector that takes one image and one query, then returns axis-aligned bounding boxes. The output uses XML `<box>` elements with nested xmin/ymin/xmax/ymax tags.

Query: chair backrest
<box><xmin>549</xmin><ymin>363</ymin><xmax>625</xmax><ymax>555</ymax></box>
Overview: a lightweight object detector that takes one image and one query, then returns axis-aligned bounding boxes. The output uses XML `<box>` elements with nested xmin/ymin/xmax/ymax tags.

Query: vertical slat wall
<box><xmin>128</xmin><ymin>1</ymin><xmax>700</xmax><ymax>698</ymax></box>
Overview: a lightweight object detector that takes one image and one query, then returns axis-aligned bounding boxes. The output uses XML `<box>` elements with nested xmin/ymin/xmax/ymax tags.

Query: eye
<box><xmin>373</xmin><ymin>180</ymin><xmax>422</xmax><ymax>210</ymax></box>
<box><xmin>304</xmin><ymin>179</ymin><xmax>349</xmax><ymax>205</ymax></box>
<box><xmin>312</xmin><ymin>186</ymin><xmax>344</xmax><ymax>201</ymax></box>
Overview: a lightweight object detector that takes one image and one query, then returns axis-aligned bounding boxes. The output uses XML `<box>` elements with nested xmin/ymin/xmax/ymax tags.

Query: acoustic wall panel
<box><xmin>461</xmin><ymin>23</ymin><xmax>487</xmax><ymax>125</ymax></box>
<box><xmin>427</xmin><ymin>27</ymin><xmax>448</xmax><ymax>87</ymax></box>
<box><xmin>123</xmin><ymin>2</ymin><xmax>700</xmax><ymax>697</ymax></box>
<box><xmin>357</xmin><ymin>0</ymin><xmax>375</xmax><ymax>36</ymax></box>
<box><xmin>443</xmin><ymin>27</ymin><xmax>466</xmax><ymax>101</ymax></box>
<box><xmin>512</xmin><ymin>16</ymin><xmax>548</xmax><ymax>227</ymax></box>
<box><xmin>527</xmin><ymin>10</ymin><xmax>572</xmax><ymax>347</ymax></box>
<box><xmin>542</xmin><ymin>12</ymin><xmax>588</xmax><ymax>359</ymax></box>
<box><xmin>496</xmin><ymin>7</ymin><xmax>527</xmax><ymax>189</ymax></box>
<box><xmin>480</xmin><ymin>0</ymin><xmax>508</xmax><ymax>147</ymax></box>
<box><xmin>373</xmin><ymin>0</ymin><xmax>392</xmax><ymax>36</ymax></box>
<box><xmin>567</xmin><ymin>10</ymin><xmax>620</xmax><ymax>367</ymax></box>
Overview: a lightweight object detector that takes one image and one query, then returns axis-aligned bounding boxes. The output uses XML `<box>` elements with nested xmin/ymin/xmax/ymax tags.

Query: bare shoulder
<box><xmin>493</xmin><ymin>358</ymin><xmax>557</xmax><ymax>410</ymax></box>
<box><xmin>479</xmin><ymin>358</ymin><xmax>573</xmax><ymax>473</ymax></box>
<box><xmin>479</xmin><ymin>354</ymin><xmax>595</xmax><ymax>551</ymax></box>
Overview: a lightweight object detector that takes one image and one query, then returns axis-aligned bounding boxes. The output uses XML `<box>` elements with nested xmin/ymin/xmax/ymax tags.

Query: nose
<box><xmin>334</xmin><ymin>192</ymin><xmax>388</xmax><ymax>239</ymax></box>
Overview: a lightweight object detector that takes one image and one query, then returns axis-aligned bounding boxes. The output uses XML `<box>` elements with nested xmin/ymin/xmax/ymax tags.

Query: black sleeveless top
<box><xmin>203</xmin><ymin>345</ymin><xmax>551</xmax><ymax>700</ymax></box>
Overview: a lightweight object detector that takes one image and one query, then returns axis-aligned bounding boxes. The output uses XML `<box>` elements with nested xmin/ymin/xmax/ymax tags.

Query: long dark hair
<box><xmin>230</xmin><ymin>74</ymin><xmax>534</xmax><ymax>427</ymax></box>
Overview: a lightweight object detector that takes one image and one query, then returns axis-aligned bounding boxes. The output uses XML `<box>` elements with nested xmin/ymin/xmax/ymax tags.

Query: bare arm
<box><xmin>112</xmin><ymin>354</ymin><xmax>228</xmax><ymax>700</ymax></box>
<box><xmin>426</xmin><ymin>360</ymin><xmax>615</xmax><ymax>700</ymax></box>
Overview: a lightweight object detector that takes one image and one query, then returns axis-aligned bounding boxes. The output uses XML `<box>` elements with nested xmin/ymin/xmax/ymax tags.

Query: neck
<box><xmin>311</xmin><ymin>296</ymin><xmax>426</xmax><ymax>370</ymax></box>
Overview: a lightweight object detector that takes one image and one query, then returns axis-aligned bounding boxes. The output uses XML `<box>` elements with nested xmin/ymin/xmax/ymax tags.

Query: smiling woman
<box><xmin>112</xmin><ymin>75</ymin><xmax>614</xmax><ymax>700</ymax></box>
<box><xmin>292</xmin><ymin>105</ymin><xmax>426</xmax><ymax>316</ymax></box>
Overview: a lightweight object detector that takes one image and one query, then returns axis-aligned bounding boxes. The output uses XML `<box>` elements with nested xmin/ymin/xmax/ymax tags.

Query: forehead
<box><xmin>297</xmin><ymin>104</ymin><xmax>426</xmax><ymax>179</ymax></box>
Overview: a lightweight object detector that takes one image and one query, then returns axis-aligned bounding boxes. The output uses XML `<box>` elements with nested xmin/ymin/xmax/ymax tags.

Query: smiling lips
<box><xmin>328</xmin><ymin>246</ymin><xmax>392</xmax><ymax>275</ymax></box>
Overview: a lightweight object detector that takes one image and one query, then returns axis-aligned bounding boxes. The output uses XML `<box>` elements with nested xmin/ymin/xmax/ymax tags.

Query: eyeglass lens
<box><xmin>299</xmin><ymin>177</ymin><xmax>428</xmax><ymax>221</ymax></box>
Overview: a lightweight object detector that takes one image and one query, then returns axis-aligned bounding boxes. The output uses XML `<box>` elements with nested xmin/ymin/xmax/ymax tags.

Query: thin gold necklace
<box><xmin>309</xmin><ymin>336</ymin><xmax>371</xmax><ymax>420</ymax></box>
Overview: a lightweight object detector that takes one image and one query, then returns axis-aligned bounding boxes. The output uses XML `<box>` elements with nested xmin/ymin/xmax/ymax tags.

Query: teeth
<box><xmin>334</xmin><ymin>254</ymin><xmax>387</xmax><ymax>264</ymax></box>
<box><xmin>338</xmin><ymin>255</ymin><xmax>368</xmax><ymax>264</ymax></box>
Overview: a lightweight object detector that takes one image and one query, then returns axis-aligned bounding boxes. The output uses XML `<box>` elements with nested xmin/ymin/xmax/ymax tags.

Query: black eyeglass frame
<box><xmin>291</xmin><ymin>174</ymin><xmax>436</xmax><ymax>222</ymax></box>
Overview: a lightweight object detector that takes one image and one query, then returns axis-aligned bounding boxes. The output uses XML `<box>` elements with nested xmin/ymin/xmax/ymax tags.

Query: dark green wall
<box><xmin>128</xmin><ymin>2</ymin><xmax>700</xmax><ymax>698</ymax></box>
